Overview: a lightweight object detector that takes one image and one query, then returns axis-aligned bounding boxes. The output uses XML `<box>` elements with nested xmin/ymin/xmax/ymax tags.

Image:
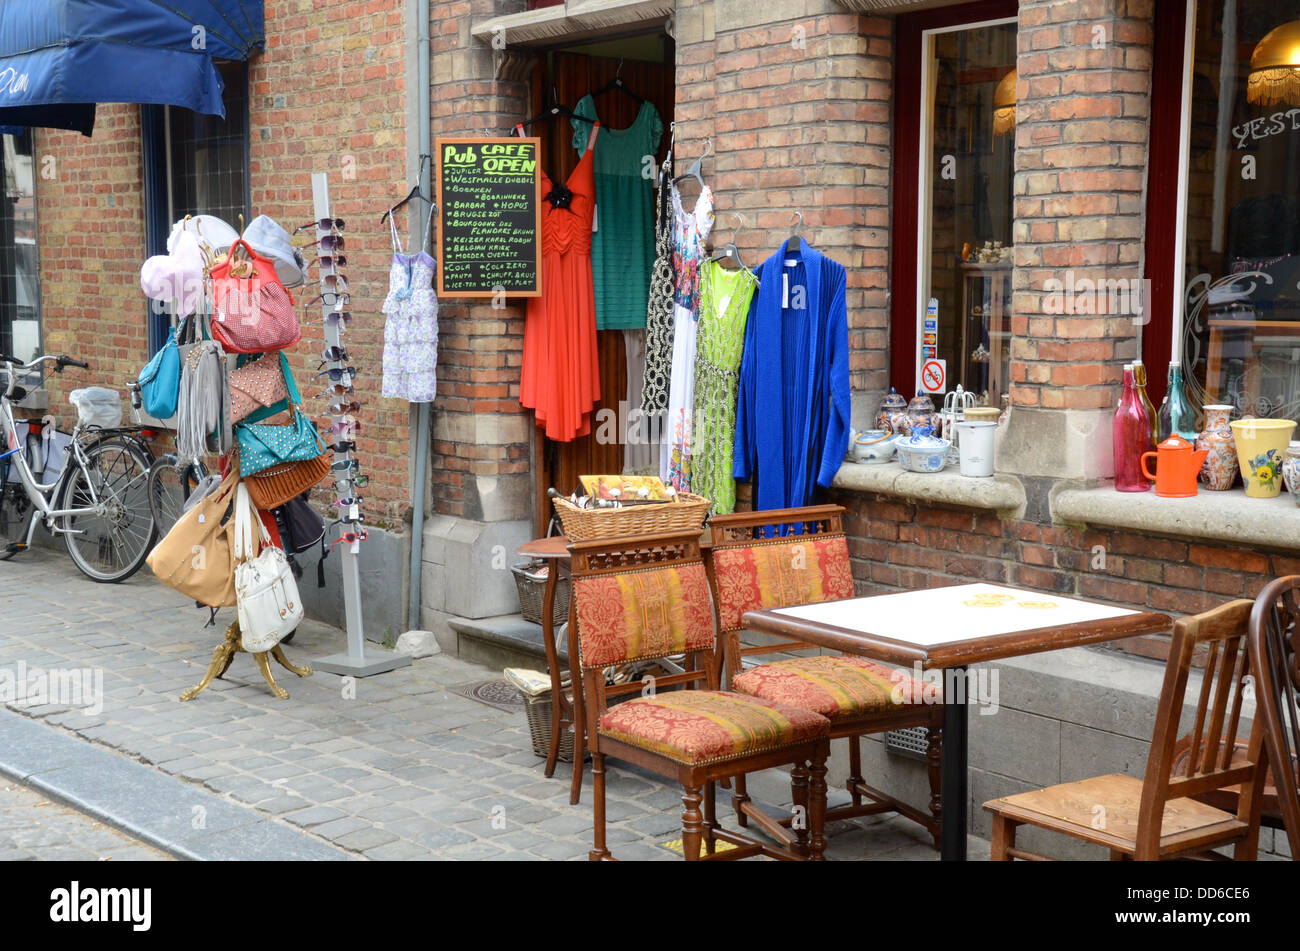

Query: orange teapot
<box><xmin>1141</xmin><ymin>434</ymin><xmax>1208</xmax><ymax>498</ymax></box>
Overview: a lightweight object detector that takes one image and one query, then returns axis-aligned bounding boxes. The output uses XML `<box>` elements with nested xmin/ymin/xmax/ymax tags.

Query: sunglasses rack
<box><xmin>307</xmin><ymin>171</ymin><xmax>411</xmax><ymax>679</ymax></box>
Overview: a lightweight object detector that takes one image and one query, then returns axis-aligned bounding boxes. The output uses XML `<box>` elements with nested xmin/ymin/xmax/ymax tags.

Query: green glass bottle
<box><xmin>1132</xmin><ymin>360</ymin><xmax>1159</xmax><ymax>449</ymax></box>
<box><xmin>1158</xmin><ymin>361</ymin><xmax>1197</xmax><ymax>442</ymax></box>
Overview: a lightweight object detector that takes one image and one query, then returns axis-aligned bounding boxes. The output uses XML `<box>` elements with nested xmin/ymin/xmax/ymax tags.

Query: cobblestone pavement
<box><xmin>0</xmin><ymin>780</ymin><xmax>172</xmax><ymax>861</ymax></box>
<box><xmin>0</xmin><ymin>548</ymin><xmax>972</xmax><ymax>860</ymax></box>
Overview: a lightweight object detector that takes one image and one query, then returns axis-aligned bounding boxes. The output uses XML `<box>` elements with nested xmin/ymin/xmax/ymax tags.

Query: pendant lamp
<box><xmin>1248</xmin><ymin>20</ymin><xmax>1300</xmax><ymax>107</ymax></box>
<box><xmin>993</xmin><ymin>68</ymin><xmax>1017</xmax><ymax>136</ymax></box>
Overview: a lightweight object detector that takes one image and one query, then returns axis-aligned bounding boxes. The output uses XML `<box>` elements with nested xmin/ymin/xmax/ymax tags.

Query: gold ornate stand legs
<box><xmin>180</xmin><ymin>621</ymin><xmax>313</xmax><ymax>701</ymax></box>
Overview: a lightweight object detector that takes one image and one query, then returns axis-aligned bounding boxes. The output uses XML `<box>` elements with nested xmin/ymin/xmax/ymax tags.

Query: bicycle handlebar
<box><xmin>2</xmin><ymin>354</ymin><xmax>90</xmax><ymax>399</ymax></box>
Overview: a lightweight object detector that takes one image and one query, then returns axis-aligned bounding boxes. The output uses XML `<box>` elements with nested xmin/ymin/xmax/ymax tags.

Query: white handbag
<box><xmin>232</xmin><ymin>483</ymin><xmax>303</xmax><ymax>653</ymax></box>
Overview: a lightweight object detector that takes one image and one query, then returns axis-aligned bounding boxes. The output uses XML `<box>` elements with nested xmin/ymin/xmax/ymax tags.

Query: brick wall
<box><xmin>34</xmin><ymin>0</ymin><xmax>412</xmax><ymax>528</ymax></box>
<box><xmin>676</xmin><ymin>2</ymin><xmax>893</xmax><ymax>396</ymax></box>
<box><xmin>1010</xmin><ymin>0</ymin><xmax>1153</xmax><ymax>411</ymax></box>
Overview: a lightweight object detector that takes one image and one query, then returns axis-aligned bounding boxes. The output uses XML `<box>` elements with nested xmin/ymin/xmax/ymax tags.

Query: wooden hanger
<box><xmin>673</xmin><ymin>137</ymin><xmax>712</xmax><ymax>188</ymax></box>
<box><xmin>381</xmin><ymin>154</ymin><xmax>433</xmax><ymax>225</ymax></box>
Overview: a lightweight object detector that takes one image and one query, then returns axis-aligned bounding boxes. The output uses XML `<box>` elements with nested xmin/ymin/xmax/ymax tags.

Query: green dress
<box><xmin>572</xmin><ymin>95</ymin><xmax>663</xmax><ymax>330</ymax></box>
<box><xmin>692</xmin><ymin>260</ymin><xmax>758</xmax><ymax>514</ymax></box>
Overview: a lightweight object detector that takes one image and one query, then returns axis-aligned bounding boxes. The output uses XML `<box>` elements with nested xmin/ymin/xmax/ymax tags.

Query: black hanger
<box><xmin>708</xmin><ymin>213</ymin><xmax>749</xmax><ymax>270</ymax></box>
<box><xmin>593</xmin><ymin>59</ymin><xmax>644</xmax><ymax>105</ymax></box>
<box><xmin>785</xmin><ymin>211</ymin><xmax>803</xmax><ymax>254</ymax></box>
<box><xmin>513</xmin><ymin>87</ymin><xmax>579</xmax><ymax>134</ymax></box>
<box><xmin>673</xmin><ymin>138</ymin><xmax>712</xmax><ymax>188</ymax></box>
<box><xmin>380</xmin><ymin>154</ymin><xmax>432</xmax><ymax>225</ymax></box>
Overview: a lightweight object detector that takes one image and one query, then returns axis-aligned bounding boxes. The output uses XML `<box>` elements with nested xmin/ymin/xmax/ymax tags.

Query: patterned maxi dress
<box><xmin>660</xmin><ymin>181</ymin><xmax>714</xmax><ymax>490</ymax></box>
<box><xmin>381</xmin><ymin>203</ymin><xmax>439</xmax><ymax>402</ymax></box>
<box><xmin>640</xmin><ymin>154</ymin><xmax>676</xmax><ymax>419</ymax></box>
<box><xmin>692</xmin><ymin>260</ymin><xmax>758</xmax><ymax>514</ymax></box>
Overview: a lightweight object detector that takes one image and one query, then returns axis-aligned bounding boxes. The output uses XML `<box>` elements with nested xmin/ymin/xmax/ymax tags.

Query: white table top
<box><xmin>771</xmin><ymin>583</ymin><xmax>1139</xmax><ymax>647</ymax></box>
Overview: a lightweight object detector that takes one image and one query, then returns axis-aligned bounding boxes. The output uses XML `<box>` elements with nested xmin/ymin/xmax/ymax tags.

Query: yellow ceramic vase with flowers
<box><xmin>1230</xmin><ymin>418</ymin><xmax>1297</xmax><ymax>498</ymax></box>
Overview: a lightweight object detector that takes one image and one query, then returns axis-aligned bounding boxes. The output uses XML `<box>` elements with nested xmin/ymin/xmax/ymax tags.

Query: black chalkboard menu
<box><xmin>435</xmin><ymin>136</ymin><xmax>542</xmax><ymax>298</ymax></box>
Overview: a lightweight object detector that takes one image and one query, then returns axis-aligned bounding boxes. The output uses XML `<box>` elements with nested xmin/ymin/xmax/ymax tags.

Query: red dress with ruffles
<box><xmin>520</xmin><ymin>124</ymin><xmax>601</xmax><ymax>442</ymax></box>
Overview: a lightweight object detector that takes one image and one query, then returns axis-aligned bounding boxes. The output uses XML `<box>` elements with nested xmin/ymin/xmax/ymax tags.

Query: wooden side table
<box><xmin>517</xmin><ymin>535</ymin><xmax>585</xmax><ymax>804</ymax></box>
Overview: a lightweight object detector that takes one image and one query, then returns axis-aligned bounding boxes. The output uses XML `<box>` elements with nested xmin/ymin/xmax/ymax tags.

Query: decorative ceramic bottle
<box><xmin>1132</xmin><ymin>360</ymin><xmax>1160</xmax><ymax>448</ymax></box>
<box><xmin>876</xmin><ymin>387</ymin><xmax>910</xmax><ymax>435</ymax></box>
<box><xmin>1195</xmin><ymin>404</ymin><xmax>1237</xmax><ymax>490</ymax></box>
<box><xmin>1283</xmin><ymin>440</ymin><xmax>1300</xmax><ymax>507</ymax></box>
<box><xmin>1114</xmin><ymin>364</ymin><xmax>1152</xmax><ymax>492</ymax></box>
<box><xmin>907</xmin><ymin>391</ymin><xmax>940</xmax><ymax>436</ymax></box>
<box><xmin>1158</xmin><ymin>361</ymin><xmax>1197</xmax><ymax>442</ymax></box>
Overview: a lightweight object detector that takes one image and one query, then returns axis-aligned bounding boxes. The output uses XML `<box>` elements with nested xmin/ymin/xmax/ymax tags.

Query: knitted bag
<box><xmin>246</xmin><ymin>453</ymin><xmax>330</xmax><ymax>511</ymax></box>
<box><xmin>210</xmin><ymin>239</ymin><xmax>301</xmax><ymax>354</ymax></box>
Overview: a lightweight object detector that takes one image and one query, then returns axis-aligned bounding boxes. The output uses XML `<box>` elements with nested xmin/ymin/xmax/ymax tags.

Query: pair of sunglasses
<box><xmin>298</xmin><ymin>234</ymin><xmax>345</xmax><ymax>252</ymax></box>
<box><xmin>316</xmin><ymin>367</ymin><xmax>358</xmax><ymax>382</ymax></box>
<box><xmin>320</xmin><ymin>346</ymin><xmax>350</xmax><ymax>364</ymax></box>
<box><xmin>316</xmin><ymin>385</ymin><xmax>355</xmax><ymax>401</ymax></box>
<box><xmin>331</xmin><ymin>528</ymin><xmax>368</xmax><ymax>550</ymax></box>
<box><xmin>335</xmin><ymin>473</ymin><xmax>369</xmax><ymax>488</ymax></box>
<box><xmin>295</xmin><ymin>217</ymin><xmax>345</xmax><ymax>234</ymax></box>
<box><xmin>333</xmin><ymin>496</ymin><xmax>364</xmax><ymax>507</ymax></box>
<box><xmin>322</xmin><ymin>401</ymin><xmax>362</xmax><ymax>415</ymax></box>
<box><xmin>307</xmin><ymin>292</ymin><xmax>350</xmax><ymax>309</ymax></box>
<box><xmin>331</xmin><ymin>458</ymin><xmax>362</xmax><ymax>473</ymax></box>
<box><xmin>309</xmin><ymin>254</ymin><xmax>347</xmax><ymax>269</ymax></box>
<box><xmin>330</xmin><ymin>441</ymin><xmax>356</xmax><ymax>454</ymax></box>
<box><xmin>325</xmin><ymin>419</ymin><xmax>361</xmax><ymax>435</ymax></box>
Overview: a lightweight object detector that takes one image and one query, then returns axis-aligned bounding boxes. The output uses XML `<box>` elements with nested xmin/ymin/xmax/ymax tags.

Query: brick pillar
<box><xmin>423</xmin><ymin>0</ymin><xmax>536</xmax><ymax>628</ymax></box>
<box><xmin>1000</xmin><ymin>0</ymin><xmax>1153</xmax><ymax>481</ymax></box>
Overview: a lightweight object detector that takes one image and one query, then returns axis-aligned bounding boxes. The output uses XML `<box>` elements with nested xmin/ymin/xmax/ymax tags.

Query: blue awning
<box><xmin>0</xmin><ymin>0</ymin><xmax>264</xmax><ymax>137</ymax></box>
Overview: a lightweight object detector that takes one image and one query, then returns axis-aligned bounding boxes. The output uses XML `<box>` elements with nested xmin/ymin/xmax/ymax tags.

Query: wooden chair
<box><xmin>1248</xmin><ymin>575</ymin><xmax>1300</xmax><ymax>857</ymax></box>
<box><xmin>705</xmin><ymin>504</ymin><xmax>944</xmax><ymax>851</ymax></box>
<box><xmin>983</xmin><ymin>598</ymin><xmax>1266</xmax><ymax>860</ymax></box>
<box><xmin>569</xmin><ymin>530</ymin><xmax>832</xmax><ymax>861</ymax></box>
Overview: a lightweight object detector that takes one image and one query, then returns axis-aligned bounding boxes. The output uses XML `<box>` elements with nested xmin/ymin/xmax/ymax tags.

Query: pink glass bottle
<box><xmin>1114</xmin><ymin>364</ymin><xmax>1152</xmax><ymax>491</ymax></box>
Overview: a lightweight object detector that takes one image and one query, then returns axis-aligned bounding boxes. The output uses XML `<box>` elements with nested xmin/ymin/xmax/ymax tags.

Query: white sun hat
<box><xmin>168</xmin><ymin>214</ymin><xmax>239</xmax><ymax>259</ymax></box>
<box><xmin>241</xmin><ymin>214</ymin><xmax>306</xmax><ymax>288</ymax></box>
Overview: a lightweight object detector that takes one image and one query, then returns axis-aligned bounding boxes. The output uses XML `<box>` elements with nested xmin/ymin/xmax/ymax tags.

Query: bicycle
<box><xmin>1</xmin><ymin>353</ymin><xmax>157</xmax><ymax>582</ymax></box>
<box><xmin>123</xmin><ymin>381</ymin><xmax>210</xmax><ymax>538</ymax></box>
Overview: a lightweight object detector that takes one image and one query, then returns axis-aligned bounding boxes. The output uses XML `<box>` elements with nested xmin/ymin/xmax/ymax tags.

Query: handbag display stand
<box><xmin>308</xmin><ymin>172</ymin><xmax>412</xmax><ymax>678</ymax></box>
<box><xmin>180</xmin><ymin>620</ymin><xmax>313</xmax><ymax>701</ymax></box>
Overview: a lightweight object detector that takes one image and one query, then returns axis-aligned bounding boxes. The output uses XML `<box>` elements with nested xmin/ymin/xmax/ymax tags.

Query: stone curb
<box><xmin>0</xmin><ymin>708</ymin><xmax>350</xmax><ymax>861</ymax></box>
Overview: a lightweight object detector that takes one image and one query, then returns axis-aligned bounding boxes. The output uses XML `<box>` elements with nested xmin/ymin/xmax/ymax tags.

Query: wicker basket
<box><xmin>551</xmin><ymin>492</ymin><xmax>711</xmax><ymax>541</ymax></box>
<box><xmin>512</xmin><ymin>561</ymin><xmax>570</xmax><ymax>627</ymax></box>
<box><xmin>522</xmin><ymin>690</ymin><xmax>577</xmax><ymax>763</ymax></box>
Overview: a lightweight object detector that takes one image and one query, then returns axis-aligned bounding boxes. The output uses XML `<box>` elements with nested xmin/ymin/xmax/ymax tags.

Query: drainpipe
<box><xmin>407</xmin><ymin>0</ymin><xmax>432</xmax><ymax>632</ymax></box>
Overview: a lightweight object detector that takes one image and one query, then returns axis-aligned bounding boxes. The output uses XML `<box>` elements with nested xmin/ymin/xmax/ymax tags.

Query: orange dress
<box><xmin>520</xmin><ymin>124</ymin><xmax>601</xmax><ymax>442</ymax></box>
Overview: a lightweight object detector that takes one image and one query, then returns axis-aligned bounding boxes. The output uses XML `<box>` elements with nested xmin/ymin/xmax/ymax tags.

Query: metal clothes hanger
<box><xmin>513</xmin><ymin>85</ymin><xmax>579</xmax><ymax>135</ymax></box>
<box><xmin>673</xmin><ymin>137</ymin><xmax>712</xmax><ymax>188</ymax></box>
<box><xmin>708</xmin><ymin>213</ymin><xmax>749</xmax><ymax>270</ymax></box>
<box><xmin>380</xmin><ymin>154</ymin><xmax>434</xmax><ymax>226</ymax></box>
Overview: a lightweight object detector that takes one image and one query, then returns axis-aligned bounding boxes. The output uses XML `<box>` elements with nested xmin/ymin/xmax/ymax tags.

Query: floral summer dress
<box><xmin>381</xmin><ymin>203</ymin><xmax>439</xmax><ymax>402</ymax></box>
<box><xmin>660</xmin><ymin>180</ymin><xmax>714</xmax><ymax>490</ymax></box>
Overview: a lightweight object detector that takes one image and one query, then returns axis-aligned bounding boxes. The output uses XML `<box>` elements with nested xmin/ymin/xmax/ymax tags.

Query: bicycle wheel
<box><xmin>148</xmin><ymin>454</ymin><xmax>207</xmax><ymax>537</ymax></box>
<box><xmin>60</xmin><ymin>438</ymin><xmax>155</xmax><ymax>582</ymax></box>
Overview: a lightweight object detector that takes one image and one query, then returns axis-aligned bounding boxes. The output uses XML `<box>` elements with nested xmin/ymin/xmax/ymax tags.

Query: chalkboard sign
<box><xmin>435</xmin><ymin>136</ymin><xmax>542</xmax><ymax>298</ymax></box>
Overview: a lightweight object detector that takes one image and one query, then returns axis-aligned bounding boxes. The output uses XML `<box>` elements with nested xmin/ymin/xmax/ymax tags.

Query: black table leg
<box><xmin>941</xmin><ymin>665</ymin><xmax>968</xmax><ymax>861</ymax></box>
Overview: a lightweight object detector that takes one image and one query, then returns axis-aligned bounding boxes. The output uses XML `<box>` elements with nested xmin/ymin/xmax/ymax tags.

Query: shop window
<box><xmin>142</xmin><ymin>60</ymin><xmax>250</xmax><ymax>353</ymax></box>
<box><xmin>0</xmin><ymin>130</ymin><xmax>40</xmax><ymax>363</ymax></box>
<box><xmin>893</xmin><ymin>1</ymin><xmax>1018</xmax><ymax>403</ymax></box>
<box><xmin>1176</xmin><ymin>0</ymin><xmax>1300</xmax><ymax>423</ymax></box>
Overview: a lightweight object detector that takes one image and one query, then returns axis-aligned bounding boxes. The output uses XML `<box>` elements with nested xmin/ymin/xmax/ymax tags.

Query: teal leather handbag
<box><xmin>234</xmin><ymin>409</ymin><xmax>324</xmax><ymax>478</ymax></box>
<box><xmin>138</xmin><ymin>317</ymin><xmax>189</xmax><ymax>419</ymax></box>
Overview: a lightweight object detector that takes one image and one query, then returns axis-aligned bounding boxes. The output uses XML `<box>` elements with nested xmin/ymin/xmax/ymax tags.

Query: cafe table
<box><xmin>741</xmin><ymin>582</ymin><xmax>1171</xmax><ymax>861</ymax></box>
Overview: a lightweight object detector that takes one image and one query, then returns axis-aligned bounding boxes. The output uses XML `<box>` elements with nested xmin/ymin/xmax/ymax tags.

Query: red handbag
<box><xmin>210</xmin><ymin>238</ymin><xmax>301</xmax><ymax>354</ymax></box>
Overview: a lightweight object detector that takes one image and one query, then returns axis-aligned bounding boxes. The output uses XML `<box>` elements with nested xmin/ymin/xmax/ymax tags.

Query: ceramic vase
<box><xmin>876</xmin><ymin>387</ymin><xmax>909</xmax><ymax>435</ymax></box>
<box><xmin>1282</xmin><ymin>441</ymin><xmax>1300</xmax><ymax>507</ymax></box>
<box><xmin>907</xmin><ymin>392</ymin><xmax>940</xmax><ymax>436</ymax></box>
<box><xmin>1195</xmin><ymin>405</ymin><xmax>1237</xmax><ymax>491</ymax></box>
<box><xmin>1229</xmin><ymin>418</ymin><xmax>1297</xmax><ymax>498</ymax></box>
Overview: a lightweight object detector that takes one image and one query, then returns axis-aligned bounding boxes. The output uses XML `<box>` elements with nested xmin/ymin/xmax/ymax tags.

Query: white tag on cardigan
<box><xmin>197</xmin><ymin>513</ymin><xmax>205</xmax><ymax>524</ymax></box>
<box><xmin>592</xmin><ymin>205</ymin><xmax>598</xmax><ymax>233</ymax></box>
<box><xmin>782</xmin><ymin>273</ymin><xmax>788</xmax><ymax>308</ymax></box>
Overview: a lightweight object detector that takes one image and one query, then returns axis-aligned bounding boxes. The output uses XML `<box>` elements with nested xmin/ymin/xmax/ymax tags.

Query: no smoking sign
<box><xmin>921</xmin><ymin>358</ymin><xmax>946</xmax><ymax>394</ymax></box>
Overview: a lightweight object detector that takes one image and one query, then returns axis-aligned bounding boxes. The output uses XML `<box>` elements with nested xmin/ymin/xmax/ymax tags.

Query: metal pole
<box><xmin>310</xmin><ymin>171</ymin><xmax>411</xmax><ymax>678</ymax></box>
<box><xmin>406</xmin><ymin>0</ymin><xmax>432</xmax><ymax>633</ymax></box>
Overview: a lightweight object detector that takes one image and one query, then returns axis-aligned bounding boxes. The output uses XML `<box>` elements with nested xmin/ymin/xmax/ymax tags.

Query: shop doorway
<box><xmin>892</xmin><ymin>0</ymin><xmax>1018</xmax><ymax>405</ymax></box>
<box><xmin>526</xmin><ymin>36</ymin><xmax>675</xmax><ymax>535</ymax></box>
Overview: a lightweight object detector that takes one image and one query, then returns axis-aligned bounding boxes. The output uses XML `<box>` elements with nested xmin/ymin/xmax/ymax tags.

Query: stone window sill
<box><xmin>472</xmin><ymin>0</ymin><xmax>674</xmax><ymax>47</ymax></box>
<box><xmin>831</xmin><ymin>461</ymin><xmax>1027</xmax><ymax>517</ymax></box>
<box><xmin>1052</xmin><ymin>483</ymin><xmax>1300</xmax><ymax>552</ymax></box>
